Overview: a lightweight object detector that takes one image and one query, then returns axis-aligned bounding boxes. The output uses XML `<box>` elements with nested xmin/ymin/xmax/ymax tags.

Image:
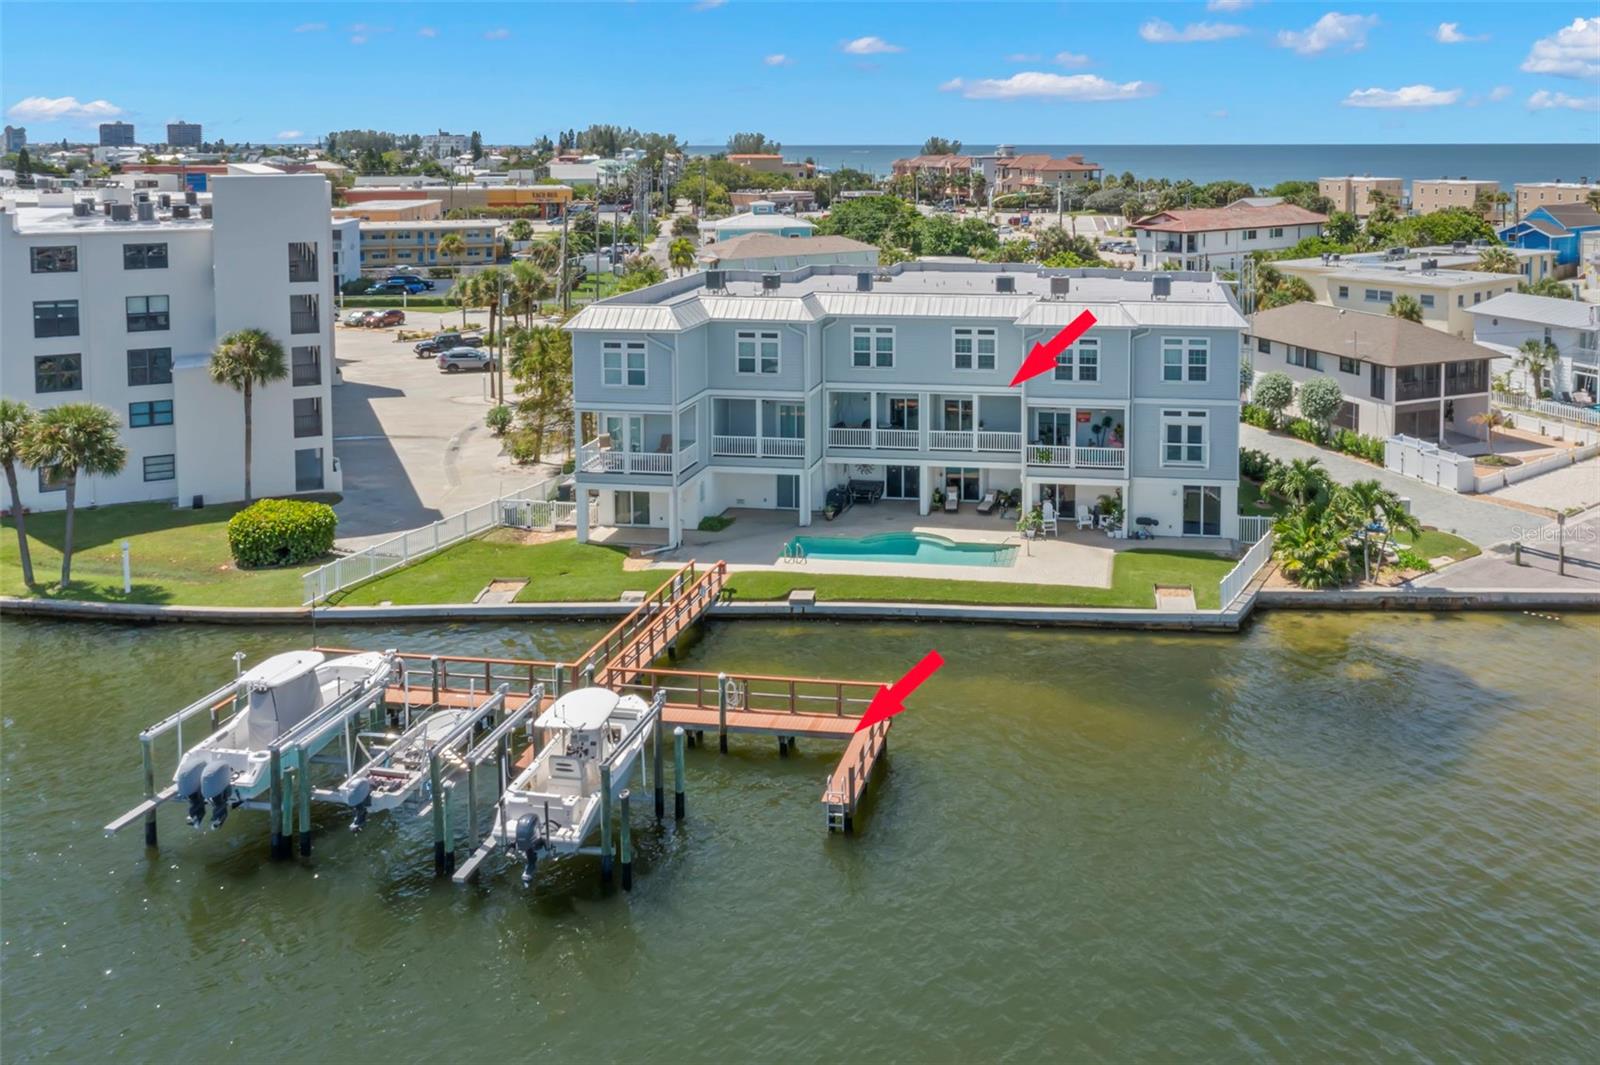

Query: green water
<box><xmin>2</xmin><ymin>613</ymin><xmax>1596</xmax><ymax>1061</ymax></box>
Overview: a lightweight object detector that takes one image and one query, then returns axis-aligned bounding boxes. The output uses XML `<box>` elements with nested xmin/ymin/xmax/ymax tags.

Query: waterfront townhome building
<box><xmin>1467</xmin><ymin>292</ymin><xmax>1600</xmax><ymax>402</ymax></box>
<box><xmin>1498</xmin><ymin>203</ymin><xmax>1600</xmax><ymax>273</ymax></box>
<box><xmin>726</xmin><ymin>154</ymin><xmax>816</xmax><ymax>181</ymax></box>
<box><xmin>1274</xmin><ymin>245</ymin><xmax>1537</xmax><ymax>338</ymax></box>
<box><xmin>1514</xmin><ymin>179</ymin><xmax>1595</xmax><ymax>220</ymax></box>
<box><xmin>992</xmin><ymin>153</ymin><xmax>1104</xmax><ymax>196</ymax></box>
<box><xmin>1247</xmin><ymin>303</ymin><xmax>1494</xmax><ymax>443</ymax></box>
<box><xmin>564</xmin><ymin>263</ymin><xmax>1246</xmax><ymax>544</ymax></box>
<box><xmin>1318</xmin><ymin>176</ymin><xmax>1403</xmax><ymax>218</ymax></box>
<box><xmin>1132</xmin><ymin>199</ymin><xmax>1327</xmax><ymax>272</ymax></box>
<box><xmin>1410</xmin><ymin>178</ymin><xmax>1503</xmax><ymax>221</ymax></box>
<box><xmin>890</xmin><ymin>154</ymin><xmax>976</xmax><ymax>200</ymax></box>
<box><xmin>0</xmin><ymin>174</ymin><xmax>341</xmax><ymax>512</ymax></box>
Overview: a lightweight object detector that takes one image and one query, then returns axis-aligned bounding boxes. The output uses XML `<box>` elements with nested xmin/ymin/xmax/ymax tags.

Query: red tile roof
<box><xmin>1134</xmin><ymin>202</ymin><xmax>1328</xmax><ymax>233</ymax></box>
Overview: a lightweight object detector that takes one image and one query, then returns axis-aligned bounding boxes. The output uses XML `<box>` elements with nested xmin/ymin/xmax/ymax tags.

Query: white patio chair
<box><xmin>1040</xmin><ymin>501</ymin><xmax>1058</xmax><ymax>537</ymax></box>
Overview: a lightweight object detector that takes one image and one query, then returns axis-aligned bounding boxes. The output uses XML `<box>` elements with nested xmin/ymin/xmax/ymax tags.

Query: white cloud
<box><xmin>417</xmin><ymin>27</ymin><xmax>438</xmax><ymax>38</ymax></box>
<box><xmin>1277</xmin><ymin>12</ymin><xmax>1379</xmax><ymax>55</ymax></box>
<box><xmin>1055</xmin><ymin>51</ymin><xmax>1091</xmax><ymax>66</ymax></box>
<box><xmin>484</xmin><ymin>28</ymin><xmax>511</xmax><ymax>40</ymax></box>
<box><xmin>294</xmin><ymin>22</ymin><xmax>326</xmax><ymax>33</ymax></box>
<box><xmin>1489</xmin><ymin>85</ymin><xmax>1512</xmax><ymax>101</ymax></box>
<box><xmin>1006</xmin><ymin>53</ymin><xmax>1041</xmax><ymax>63</ymax></box>
<box><xmin>6</xmin><ymin>95</ymin><xmax>126</xmax><ymax>124</ymax></box>
<box><xmin>277</xmin><ymin>130</ymin><xmax>304</xmax><ymax>140</ymax></box>
<box><xmin>350</xmin><ymin>35</ymin><xmax>368</xmax><ymax>45</ymax></box>
<box><xmin>764</xmin><ymin>53</ymin><xmax>792</xmax><ymax>66</ymax></box>
<box><xmin>1342</xmin><ymin>84</ymin><xmax>1462</xmax><ymax>109</ymax></box>
<box><xmin>1139</xmin><ymin>19</ymin><xmax>1247</xmax><ymax>44</ymax></box>
<box><xmin>1521</xmin><ymin>18</ymin><xmax>1600</xmax><ymax>79</ymax></box>
<box><xmin>1527</xmin><ymin>89</ymin><xmax>1600</xmax><ymax>112</ymax></box>
<box><xmin>842</xmin><ymin>36</ymin><xmax>903</xmax><ymax>55</ymax></box>
<box><xmin>692</xmin><ymin>0</ymin><xmax>727</xmax><ymax>9</ymax></box>
<box><xmin>1209</xmin><ymin>108</ymin><xmax>1229</xmax><ymax>118</ymax></box>
<box><xmin>1434</xmin><ymin>22</ymin><xmax>1486</xmax><ymax>44</ymax></box>
<box><xmin>939</xmin><ymin>72</ymin><xmax>1157</xmax><ymax>101</ymax></box>
<box><xmin>1207</xmin><ymin>0</ymin><xmax>1252</xmax><ymax>10</ymax></box>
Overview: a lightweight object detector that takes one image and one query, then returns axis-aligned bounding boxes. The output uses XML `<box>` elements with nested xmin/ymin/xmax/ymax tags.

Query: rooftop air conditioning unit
<box><xmin>200</xmin><ymin>204</ymin><xmax>213</xmax><ymax>219</ymax></box>
<box><xmin>102</xmin><ymin>202</ymin><xmax>114</xmax><ymax>216</ymax></box>
<box><xmin>1421</xmin><ymin>259</ymin><xmax>1438</xmax><ymax>273</ymax></box>
<box><xmin>1452</xmin><ymin>241</ymin><xmax>1467</xmax><ymax>251</ymax></box>
<box><xmin>857</xmin><ymin>271</ymin><xmax>873</xmax><ymax>292</ymax></box>
<box><xmin>185</xmin><ymin>190</ymin><xmax>198</xmax><ymax>205</ymax></box>
<box><xmin>136</xmin><ymin>202</ymin><xmax>155</xmax><ymax>222</ymax></box>
<box><xmin>995</xmin><ymin>275</ymin><xmax>1015</xmax><ymax>293</ymax></box>
<box><xmin>171</xmin><ymin>204</ymin><xmax>190</xmax><ymax>219</ymax></box>
<box><xmin>761</xmin><ymin>273</ymin><xmax>781</xmax><ymax>293</ymax></box>
<box><xmin>1049</xmin><ymin>276</ymin><xmax>1071</xmax><ymax>299</ymax></box>
<box><xmin>1152</xmin><ymin>274</ymin><xmax>1173</xmax><ymax>299</ymax></box>
<box><xmin>72</xmin><ymin>201</ymin><xmax>91</xmax><ymax>218</ymax></box>
<box><xmin>158</xmin><ymin>193</ymin><xmax>171</xmax><ymax>208</ymax></box>
<box><xmin>110</xmin><ymin>203</ymin><xmax>133</xmax><ymax>222</ymax></box>
<box><xmin>704</xmin><ymin>269</ymin><xmax>725</xmax><ymax>291</ymax></box>
<box><xmin>1389</xmin><ymin>246</ymin><xmax>1408</xmax><ymax>257</ymax></box>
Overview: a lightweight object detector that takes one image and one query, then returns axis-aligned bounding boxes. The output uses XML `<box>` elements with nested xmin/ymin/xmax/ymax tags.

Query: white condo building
<box><xmin>1</xmin><ymin>174</ymin><xmax>341</xmax><ymax>512</ymax></box>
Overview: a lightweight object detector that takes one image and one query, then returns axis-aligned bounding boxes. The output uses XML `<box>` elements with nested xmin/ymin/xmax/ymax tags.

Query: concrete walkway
<box><xmin>1240</xmin><ymin>425</ymin><xmax>1529</xmax><ymax>546</ymax></box>
<box><xmin>1484</xmin><ymin>457</ymin><xmax>1600</xmax><ymax>513</ymax></box>
<box><xmin>1417</xmin><ymin>505</ymin><xmax>1600</xmax><ymax>591</ymax></box>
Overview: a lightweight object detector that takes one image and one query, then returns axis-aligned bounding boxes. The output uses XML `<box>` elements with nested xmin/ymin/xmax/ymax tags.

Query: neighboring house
<box><xmin>1498</xmin><ymin>203</ymin><xmax>1600</xmax><ymax>271</ymax></box>
<box><xmin>726</xmin><ymin>154</ymin><xmax>815</xmax><ymax>180</ymax></box>
<box><xmin>1514</xmin><ymin>180</ymin><xmax>1596</xmax><ymax>220</ymax></box>
<box><xmin>730</xmin><ymin>189</ymin><xmax>815</xmax><ymax>213</ymax></box>
<box><xmin>330</xmin><ymin>217</ymin><xmax>361</xmax><ymax>285</ymax></box>
<box><xmin>354</xmin><ymin>218</ymin><xmax>500</xmax><ymax>268</ymax></box>
<box><xmin>564</xmin><ymin>264</ymin><xmax>1246</xmax><ymax>544</ymax></box>
<box><xmin>993</xmin><ymin>153</ymin><xmax>1103</xmax><ymax>196</ymax></box>
<box><xmin>0</xmin><ymin>174</ymin><xmax>341</xmax><ymax>511</ymax></box>
<box><xmin>699</xmin><ymin>234</ymin><xmax>877</xmax><ymax>273</ymax></box>
<box><xmin>1247</xmin><ymin>303</ymin><xmax>1495</xmax><ymax>444</ymax></box>
<box><xmin>1275</xmin><ymin>247</ymin><xmax>1526</xmax><ymax>338</ymax></box>
<box><xmin>701</xmin><ymin>204</ymin><xmax>815</xmax><ymax>243</ymax></box>
<box><xmin>333</xmin><ymin>199</ymin><xmax>445</xmax><ymax>222</ymax></box>
<box><xmin>1467</xmin><ymin>292</ymin><xmax>1600</xmax><ymax>402</ymax></box>
<box><xmin>419</xmin><ymin>132</ymin><xmax>471</xmax><ymax>160</ymax></box>
<box><xmin>890</xmin><ymin>154</ymin><xmax>975</xmax><ymax>199</ymax></box>
<box><xmin>1132</xmin><ymin>199</ymin><xmax>1327</xmax><ymax>272</ymax></box>
<box><xmin>1318</xmin><ymin>176</ymin><xmax>1403</xmax><ymax>218</ymax></box>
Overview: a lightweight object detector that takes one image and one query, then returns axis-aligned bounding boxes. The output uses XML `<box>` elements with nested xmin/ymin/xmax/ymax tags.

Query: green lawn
<box><xmin>333</xmin><ymin>536</ymin><xmax>1237</xmax><ymax>611</ymax></box>
<box><xmin>1238</xmin><ymin>478</ymin><xmax>1292</xmax><ymax>518</ymax></box>
<box><xmin>1396</xmin><ymin>528</ymin><xmax>1480</xmax><ymax>562</ymax></box>
<box><xmin>1</xmin><ymin>501</ymin><xmax>315</xmax><ymax>606</ymax></box>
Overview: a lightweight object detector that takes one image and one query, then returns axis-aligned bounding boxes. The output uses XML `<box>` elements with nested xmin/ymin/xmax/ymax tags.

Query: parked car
<box><xmin>388</xmin><ymin>265</ymin><xmax>420</xmax><ymax>275</ymax></box>
<box><xmin>374</xmin><ymin>277</ymin><xmax>424</xmax><ymax>294</ymax></box>
<box><xmin>385</xmin><ymin>274</ymin><xmax>435</xmax><ymax>290</ymax></box>
<box><xmin>343</xmin><ymin>309</ymin><xmax>374</xmax><ymax>327</ymax></box>
<box><xmin>437</xmin><ymin>347</ymin><xmax>496</xmax><ymax>373</ymax></box>
<box><xmin>414</xmin><ymin>331</ymin><xmax>484</xmax><ymax>357</ymax></box>
<box><xmin>366</xmin><ymin>308</ymin><xmax>406</xmax><ymax>327</ymax></box>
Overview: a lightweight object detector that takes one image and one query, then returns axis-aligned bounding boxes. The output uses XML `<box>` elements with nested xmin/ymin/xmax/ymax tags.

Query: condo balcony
<box><xmin>710</xmin><ymin>397</ymin><xmax>806</xmax><ymax>460</ymax></box>
<box><xmin>1027</xmin><ymin>406</ymin><xmax>1126</xmax><ymax>470</ymax></box>
<box><xmin>577</xmin><ymin>411</ymin><xmax>696</xmax><ymax>476</ymax></box>
<box><xmin>825</xmin><ymin>390</ymin><xmax>1023</xmax><ymax>454</ymax></box>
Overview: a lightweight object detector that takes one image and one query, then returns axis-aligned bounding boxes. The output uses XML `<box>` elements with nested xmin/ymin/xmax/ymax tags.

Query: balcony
<box><xmin>712</xmin><ymin>435</ymin><xmax>804</xmax><ymax>459</ymax></box>
<box><xmin>875</xmin><ymin>428</ymin><xmax>920</xmax><ymax>449</ymax></box>
<box><xmin>1026</xmin><ymin>445</ymin><xmax>1126</xmax><ymax>470</ymax></box>
<box><xmin>977</xmin><ymin>430</ymin><xmax>1022</xmax><ymax>451</ymax></box>
<box><xmin>579</xmin><ymin>439</ymin><xmax>675</xmax><ymax>475</ymax></box>
<box><xmin>828</xmin><ymin>427</ymin><xmax>872</xmax><ymax>448</ymax></box>
<box><xmin>929</xmin><ymin>430</ymin><xmax>973</xmax><ymax>450</ymax></box>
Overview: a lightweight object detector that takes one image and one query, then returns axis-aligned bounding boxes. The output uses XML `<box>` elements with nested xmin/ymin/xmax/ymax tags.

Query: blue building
<box><xmin>1498</xmin><ymin>203</ymin><xmax>1600</xmax><ymax>268</ymax></box>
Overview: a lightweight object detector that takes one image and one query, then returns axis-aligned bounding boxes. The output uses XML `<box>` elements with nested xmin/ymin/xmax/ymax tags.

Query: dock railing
<box><xmin>605</xmin><ymin>666</ymin><xmax>881</xmax><ymax>718</ymax></box>
<box><xmin>301</xmin><ymin>478</ymin><xmax>561</xmax><ymax>605</ymax></box>
<box><xmin>1219</xmin><ymin>532</ymin><xmax>1275</xmax><ymax>610</ymax></box>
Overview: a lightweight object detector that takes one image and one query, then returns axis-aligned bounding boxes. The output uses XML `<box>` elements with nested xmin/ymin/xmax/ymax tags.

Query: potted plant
<box><xmin>1016</xmin><ymin>506</ymin><xmax>1043</xmax><ymax>539</ymax></box>
<box><xmin>932</xmin><ymin>487</ymin><xmax>945</xmax><ymax>507</ymax></box>
<box><xmin>1034</xmin><ymin>446</ymin><xmax>1052</xmax><ymax>464</ymax></box>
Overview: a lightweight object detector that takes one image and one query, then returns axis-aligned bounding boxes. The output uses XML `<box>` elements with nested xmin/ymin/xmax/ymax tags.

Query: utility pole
<box><xmin>559</xmin><ymin>208</ymin><xmax>570</xmax><ymax>314</ymax></box>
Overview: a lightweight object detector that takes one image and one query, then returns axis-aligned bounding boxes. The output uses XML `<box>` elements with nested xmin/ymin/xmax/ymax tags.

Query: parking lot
<box><xmin>330</xmin><ymin>309</ymin><xmax>558</xmax><ymax>549</ymax></box>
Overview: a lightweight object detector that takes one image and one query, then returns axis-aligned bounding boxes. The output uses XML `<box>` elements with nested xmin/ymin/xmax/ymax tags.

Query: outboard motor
<box><xmin>514</xmin><ymin>813</ymin><xmax>544</xmax><ymax>885</ymax></box>
<box><xmin>346</xmin><ymin>779</ymin><xmax>373</xmax><ymax>833</ymax></box>
<box><xmin>200</xmin><ymin>762</ymin><xmax>234</xmax><ymax>830</ymax></box>
<box><xmin>176</xmin><ymin>762</ymin><xmax>208</xmax><ymax>827</ymax></box>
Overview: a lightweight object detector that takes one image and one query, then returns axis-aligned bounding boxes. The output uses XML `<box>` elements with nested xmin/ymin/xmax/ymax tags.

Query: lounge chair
<box><xmin>976</xmin><ymin>491</ymin><xmax>998</xmax><ymax>515</ymax></box>
<box><xmin>944</xmin><ymin>492</ymin><xmax>959</xmax><ymax>513</ymax></box>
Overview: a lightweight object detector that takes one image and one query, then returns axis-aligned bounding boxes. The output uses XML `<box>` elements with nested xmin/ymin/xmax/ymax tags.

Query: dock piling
<box><xmin>653</xmin><ymin>708</ymin><xmax>665</xmax><ymax>820</ymax></box>
<box><xmin>140</xmin><ymin>736</ymin><xmax>158</xmax><ymax>848</ymax></box>
<box><xmin>717</xmin><ymin>672</ymin><xmax>728</xmax><ymax>753</ymax></box>
<box><xmin>297</xmin><ymin>749</ymin><xmax>313</xmax><ymax>857</ymax></box>
<box><xmin>619</xmin><ymin>790</ymin><xmax>633</xmax><ymax>891</ymax></box>
<box><xmin>673</xmin><ymin>727</ymin><xmax>686</xmax><ymax>821</ymax></box>
<box><xmin>268</xmin><ymin>746</ymin><xmax>285</xmax><ymax>859</ymax></box>
<box><xmin>429</xmin><ymin>748</ymin><xmax>447</xmax><ymax>875</ymax></box>
<box><xmin>599</xmin><ymin>765</ymin><xmax>614</xmax><ymax>884</ymax></box>
<box><xmin>429</xmin><ymin>656</ymin><xmax>441</xmax><ymax>705</ymax></box>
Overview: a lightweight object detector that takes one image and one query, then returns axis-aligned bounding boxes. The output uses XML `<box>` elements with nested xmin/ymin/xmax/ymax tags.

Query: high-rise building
<box><xmin>3</xmin><ymin>125</ymin><xmax>26</xmax><ymax>153</ymax></box>
<box><xmin>166</xmin><ymin>121</ymin><xmax>202</xmax><ymax>149</ymax></box>
<box><xmin>99</xmin><ymin>121</ymin><xmax>136</xmax><ymax>147</ymax></box>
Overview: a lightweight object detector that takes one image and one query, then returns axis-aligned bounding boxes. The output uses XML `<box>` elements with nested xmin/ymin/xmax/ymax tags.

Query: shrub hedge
<box><xmin>227</xmin><ymin>498</ymin><xmax>337</xmax><ymax>568</ymax></box>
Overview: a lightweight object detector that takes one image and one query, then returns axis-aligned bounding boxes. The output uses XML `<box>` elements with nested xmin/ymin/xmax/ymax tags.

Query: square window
<box><xmin>143</xmin><ymin>454</ymin><xmax>176</xmax><ymax>481</ymax></box>
<box><xmin>38</xmin><ymin>466</ymin><xmax>67</xmax><ymax>493</ymax></box>
<box><xmin>128</xmin><ymin>399</ymin><xmax>173</xmax><ymax>427</ymax></box>
<box><xmin>1337</xmin><ymin>286</ymin><xmax>1349</xmax><ymax>299</ymax></box>
<box><xmin>291</xmin><ymin>346</ymin><xmax>321</xmax><ymax>386</ymax></box>
<box><xmin>126</xmin><ymin>347</ymin><xmax>173</xmax><ymax>386</ymax></box>
<box><xmin>33</xmin><ymin>300</ymin><xmax>79</xmax><ymax>338</ymax></box>
<box><xmin>1161</xmin><ymin>410</ymin><xmax>1206</xmax><ymax>466</ymax></box>
<box><xmin>34</xmin><ymin>353</ymin><xmax>82</xmax><ymax>393</ymax></box>
<box><xmin>293</xmin><ymin>397</ymin><xmax>322</xmax><ymax>438</ymax></box>
<box><xmin>1420</xmin><ymin>294</ymin><xmax>1435</xmax><ymax>308</ymax></box>
<box><xmin>123</xmin><ymin>243</ymin><xmax>168</xmax><ymax>269</ymax></box>
<box><xmin>126</xmin><ymin>294</ymin><xmax>170</xmax><ymax>332</ymax></box>
<box><xmin>31</xmin><ymin>246</ymin><xmax>77</xmax><ymax>273</ymax></box>
<box><xmin>1339</xmin><ymin>356</ymin><xmax>1359</xmax><ymax>374</ymax></box>
<box><xmin>1256</xmin><ymin>337</ymin><xmax>1270</xmax><ymax>354</ymax></box>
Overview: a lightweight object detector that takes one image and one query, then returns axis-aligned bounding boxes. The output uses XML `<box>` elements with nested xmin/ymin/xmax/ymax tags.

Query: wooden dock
<box><xmin>316</xmin><ymin>559</ymin><xmax>895</xmax><ymax>830</ymax></box>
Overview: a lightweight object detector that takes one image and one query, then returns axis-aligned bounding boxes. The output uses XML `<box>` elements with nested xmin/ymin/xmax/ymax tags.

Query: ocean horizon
<box><xmin>688</xmin><ymin>143</ymin><xmax>1600</xmax><ymax>192</ymax></box>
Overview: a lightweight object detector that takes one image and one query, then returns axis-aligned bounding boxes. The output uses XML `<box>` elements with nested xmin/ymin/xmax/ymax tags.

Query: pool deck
<box><xmin>648</xmin><ymin>504</ymin><xmax>1222</xmax><ymax>587</ymax></box>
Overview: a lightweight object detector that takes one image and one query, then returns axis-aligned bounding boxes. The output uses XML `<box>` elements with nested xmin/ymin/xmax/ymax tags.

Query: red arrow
<box><xmin>1010</xmin><ymin>309</ymin><xmax>1098</xmax><ymax>387</ymax></box>
<box><xmin>856</xmin><ymin>650</ymin><xmax>944</xmax><ymax>732</ymax></box>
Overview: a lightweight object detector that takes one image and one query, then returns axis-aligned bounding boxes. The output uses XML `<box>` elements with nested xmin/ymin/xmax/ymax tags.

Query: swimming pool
<box><xmin>783</xmin><ymin>531</ymin><xmax>1017</xmax><ymax>567</ymax></box>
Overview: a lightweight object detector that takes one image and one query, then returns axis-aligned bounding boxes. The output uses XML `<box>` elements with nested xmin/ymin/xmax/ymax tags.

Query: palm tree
<box><xmin>1334</xmin><ymin>479</ymin><xmax>1419</xmax><ymax>581</ymax></box>
<box><xmin>508</xmin><ymin>260</ymin><xmax>554</xmax><ymax>327</ymax></box>
<box><xmin>1588</xmin><ymin>188</ymin><xmax>1600</xmax><ymax>214</ymax></box>
<box><xmin>507</xmin><ymin>218</ymin><xmax>533</xmax><ymax>243</ymax></box>
<box><xmin>0</xmin><ymin>399</ymin><xmax>39</xmax><ymax>586</ymax></box>
<box><xmin>1470</xmin><ymin>409</ymin><xmax>1509</xmax><ymax>455</ymax></box>
<box><xmin>1271</xmin><ymin>510</ymin><xmax>1351</xmax><ymax>589</ymax></box>
<box><xmin>1264</xmin><ymin>456</ymin><xmax>1330</xmax><ymax>509</ymax></box>
<box><xmin>18</xmin><ymin>403</ymin><xmax>127</xmax><ymax>585</ymax></box>
<box><xmin>668</xmin><ymin>237</ymin><xmax>696</xmax><ymax>277</ymax></box>
<box><xmin>1388</xmin><ymin>294</ymin><xmax>1424</xmax><ymax>323</ymax></box>
<box><xmin>1475</xmin><ymin>246</ymin><xmax>1519</xmax><ymax>275</ymax></box>
<box><xmin>1519</xmin><ymin>276</ymin><xmax>1574</xmax><ymax>300</ymax></box>
<box><xmin>1515</xmin><ymin>338</ymin><xmax>1559</xmax><ymax>398</ymax></box>
<box><xmin>208</xmin><ymin>329</ymin><xmax>288</xmax><ymax>502</ymax></box>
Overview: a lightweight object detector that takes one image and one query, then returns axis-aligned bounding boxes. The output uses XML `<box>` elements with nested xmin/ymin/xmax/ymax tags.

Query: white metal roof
<box><xmin>1467</xmin><ymin>292</ymin><xmax>1598</xmax><ymax>330</ymax></box>
<box><xmin>536</xmin><ymin>688</ymin><xmax>620</xmax><ymax>732</ymax></box>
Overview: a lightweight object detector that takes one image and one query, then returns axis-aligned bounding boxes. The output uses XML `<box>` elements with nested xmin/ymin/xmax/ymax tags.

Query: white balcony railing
<box><xmin>678</xmin><ymin>439</ymin><xmax>700</xmax><ymax>469</ymax></box>
<box><xmin>578</xmin><ymin>439</ymin><xmax>674</xmax><ymax>475</ymax></box>
<box><xmin>712</xmin><ymin>435</ymin><xmax>804</xmax><ymax>458</ymax></box>
<box><xmin>828</xmin><ymin>427</ymin><xmax>872</xmax><ymax>448</ymax></box>
<box><xmin>1075</xmin><ymin>446</ymin><xmax>1126</xmax><ymax>469</ymax></box>
<box><xmin>712</xmin><ymin>434</ymin><xmax>758</xmax><ymax>457</ymax></box>
<box><xmin>762</xmin><ymin>437</ymin><xmax>805</xmax><ymax>458</ymax></box>
<box><xmin>875</xmin><ymin>428</ymin><xmax>920</xmax><ymax>449</ymax></box>
<box><xmin>1028</xmin><ymin>444</ymin><xmax>1074</xmax><ymax>466</ymax></box>
<box><xmin>630</xmin><ymin>451</ymin><xmax>673</xmax><ymax>474</ymax></box>
<box><xmin>929</xmin><ymin>430</ymin><xmax>974</xmax><ymax>450</ymax></box>
<box><xmin>976</xmin><ymin>430</ymin><xmax>1022</xmax><ymax>451</ymax></box>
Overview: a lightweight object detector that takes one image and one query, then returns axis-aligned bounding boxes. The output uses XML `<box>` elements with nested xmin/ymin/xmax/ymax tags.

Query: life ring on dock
<box><xmin>723</xmin><ymin>677</ymin><xmax>744</xmax><ymax>710</ymax></box>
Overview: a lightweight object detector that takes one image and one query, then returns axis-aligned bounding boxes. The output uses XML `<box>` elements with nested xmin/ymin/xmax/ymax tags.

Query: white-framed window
<box><xmin>1337</xmin><ymin>285</ymin><xmax>1350</xmax><ymax>299</ymax></box>
<box><xmin>952</xmin><ymin>327</ymin><xmax>997</xmax><ymax>371</ymax></box>
<box><xmin>1162</xmin><ymin>337</ymin><xmax>1208</xmax><ymax>382</ymax></box>
<box><xmin>1054</xmin><ymin>337</ymin><xmax>1099</xmax><ymax>381</ymax></box>
<box><xmin>852</xmin><ymin>325</ymin><xmax>894</xmax><ymax>368</ymax></box>
<box><xmin>736</xmin><ymin>330</ymin><xmax>780</xmax><ymax>375</ymax></box>
<box><xmin>602</xmin><ymin>339</ymin><xmax>647</xmax><ymax>387</ymax></box>
<box><xmin>1420</xmin><ymin>294</ymin><xmax>1435</xmax><ymax>308</ymax></box>
<box><xmin>1269</xmin><ymin>227</ymin><xmax>1284</xmax><ymax>238</ymax></box>
<box><xmin>1161</xmin><ymin>409</ymin><xmax>1208</xmax><ymax>467</ymax></box>
<box><xmin>1242</xmin><ymin>229</ymin><xmax>1258</xmax><ymax>241</ymax></box>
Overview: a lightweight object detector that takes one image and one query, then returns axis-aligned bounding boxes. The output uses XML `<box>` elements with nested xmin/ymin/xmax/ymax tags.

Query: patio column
<box><xmin>799</xmin><ymin>467</ymin><xmax>812</xmax><ymax>527</ymax></box>
<box><xmin>918</xmin><ymin>465</ymin><xmax>932</xmax><ymax>516</ymax></box>
<box><xmin>576</xmin><ymin>487</ymin><xmax>591</xmax><ymax>543</ymax></box>
<box><xmin>668</xmin><ymin>484</ymin><xmax>681</xmax><ymax>548</ymax></box>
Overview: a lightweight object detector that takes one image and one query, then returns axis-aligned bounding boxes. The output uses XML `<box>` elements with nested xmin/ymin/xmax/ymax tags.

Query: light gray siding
<box><xmin>572</xmin><ymin>332</ymin><xmax>674</xmax><ymax>407</ymax></box>
<box><xmin>823</xmin><ymin>317</ymin><xmax>1024</xmax><ymax>388</ymax></box>
<box><xmin>702</xmin><ymin>321</ymin><xmax>807</xmax><ymax>393</ymax></box>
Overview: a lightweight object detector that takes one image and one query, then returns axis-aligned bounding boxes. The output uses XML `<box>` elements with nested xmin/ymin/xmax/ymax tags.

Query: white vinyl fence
<box><xmin>1237</xmin><ymin>514</ymin><xmax>1275</xmax><ymax>545</ymax></box>
<box><xmin>302</xmin><ymin>479</ymin><xmax>565</xmax><ymax>605</ymax></box>
<box><xmin>1384</xmin><ymin>435</ymin><xmax>1477</xmax><ymax>493</ymax></box>
<box><xmin>1219</xmin><ymin>533</ymin><xmax>1275</xmax><ymax>610</ymax></box>
<box><xmin>1495</xmin><ymin>391</ymin><xmax>1600</xmax><ymax>432</ymax></box>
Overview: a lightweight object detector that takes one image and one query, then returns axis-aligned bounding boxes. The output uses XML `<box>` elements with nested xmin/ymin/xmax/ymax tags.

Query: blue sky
<box><xmin>3</xmin><ymin>2</ymin><xmax>1598</xmax><ymax>145</ymax></box>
